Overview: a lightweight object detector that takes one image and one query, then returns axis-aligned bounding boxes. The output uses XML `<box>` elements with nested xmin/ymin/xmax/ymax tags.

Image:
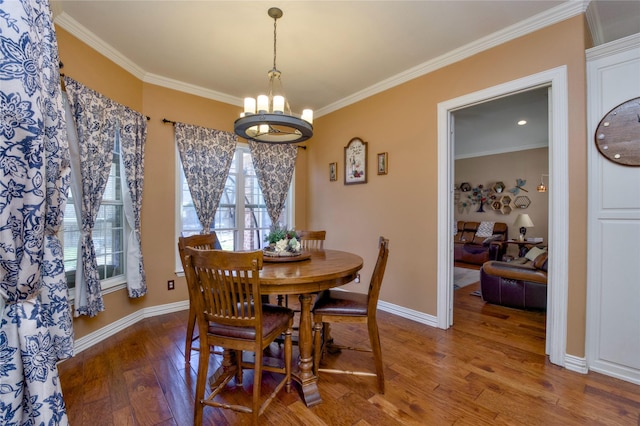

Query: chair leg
<box><xmin>194</xmin><ymin>341</ymin><xmax>209</xmax><ymax>425</ymax></box>
<box><xmin>252</xmin><ymin>347</ymin><xmax>263</xmax><ymax>425</ymax></box>
<box><xmin>367</xmin><ymin>318</ymin><xmax>385</xmax><ymax>394</ymax></box>
<box><xmin>285</xmin><ymin>324</ymin><xmax>293</xmax><ymax>392</ymax></box>
<box><xmin>185</xmin><ymin>306</ymin><xmax>197</xmax><ymax>363</ymax></box>
<box><xmin>312</xmin><ymin>320</ymin><xmax>323</xmax><ymax>374</ymax></box>
<box><xmin>233</xmin><ymin>350</ymin><xmax>243</xmax><ymax>386</ymax></box>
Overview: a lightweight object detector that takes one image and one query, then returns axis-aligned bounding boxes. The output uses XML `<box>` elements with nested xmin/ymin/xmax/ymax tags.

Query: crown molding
<box><xmin>586</xmin><ymin>32</ymin><xmax>640</xmax><ymax>60</ymax></box>
<box><xmin>317</xmin><ymin>1</ymin><xmax>586</xmax><ymax>117</ymax></box>
<box><xmin>144</xmin><ymin>73</ymin><xmax>243</xmax><ymax>106</ymax></box>
<box><xmin>584</xmin><ymin>0</ymin><xmax>605</xmax><ymax>46</ymax></box>
<box><xmin>56</xmin><ymin>3</ymin><xmax>586</xmax><ymax>117</ymax></box>
<box><xmin>55</xmin><ymin>12</ymin><xmax>146</xmax><ymax>80</ymax></box>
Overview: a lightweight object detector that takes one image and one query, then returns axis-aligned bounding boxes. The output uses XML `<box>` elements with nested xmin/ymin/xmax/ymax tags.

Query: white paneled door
<box><xmin>586</xmin><ymin>33</ymin><xmax>640</xmax><ymax>385</ymax></box>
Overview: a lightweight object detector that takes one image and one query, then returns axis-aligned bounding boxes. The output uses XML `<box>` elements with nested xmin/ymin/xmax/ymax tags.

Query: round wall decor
<box><xmin>594</xmin><ymin>97</ymin><xmax>640</xmax><ymax>166</ymax></box>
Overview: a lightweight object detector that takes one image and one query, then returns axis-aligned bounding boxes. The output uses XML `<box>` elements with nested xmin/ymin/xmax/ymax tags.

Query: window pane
<box><xmin>63</xmin><ymin>201</ymin><xmax>80</xmax><ymax>286</ymax></box>
<box><xmin>103</xmin><ymin>154</ymin><xmax>121</xmax><ymax>202</ymax></box>
<box><xmin>93</xmin><ymin>203</ymin><xmax>124</xmax><ymax>273</ymax></box>
<box><xmin>178</xmin><ymin>145</ymin><xmax>291</xmax><ymax>256</ymax></box>
<box><xmin>63</xmin><ymin>145</ymin><xmax>126</xmax><ymax>289</ymax></box>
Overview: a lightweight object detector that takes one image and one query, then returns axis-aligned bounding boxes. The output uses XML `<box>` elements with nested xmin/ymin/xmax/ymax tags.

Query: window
<box><xmin>63</xmin><ymin>138</ymin><xmax>126</xmax><ymax>290</ymax></box>
<box><xmin>178</xmin><ymin>144</ymin><xmax>293</xmax><ymax>265</ymax></box>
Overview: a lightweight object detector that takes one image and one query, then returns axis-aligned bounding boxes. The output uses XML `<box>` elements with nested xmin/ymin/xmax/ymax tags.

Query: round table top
<box><xmin>259</xmin><ymin>249</ymin><xmax>363</xmax><ymax>295</ymax></box>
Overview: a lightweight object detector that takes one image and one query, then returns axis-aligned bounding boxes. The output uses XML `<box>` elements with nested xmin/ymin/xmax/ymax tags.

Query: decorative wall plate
<box><xmin>594</xmin><ymin>97</ymin><xmax>640</xmax><ymax>166</ymax></box>
<box><xmin>344</xmin><ymin>137</ymin><xmax>368</xmax><ymax>184</ymax></box>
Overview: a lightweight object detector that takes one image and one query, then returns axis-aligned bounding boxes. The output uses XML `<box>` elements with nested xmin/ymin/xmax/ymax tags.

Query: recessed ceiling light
<box><xmin>518</xmin><ymin>120</ymin><xmax>527</xmax><ymax>126</ymax></box>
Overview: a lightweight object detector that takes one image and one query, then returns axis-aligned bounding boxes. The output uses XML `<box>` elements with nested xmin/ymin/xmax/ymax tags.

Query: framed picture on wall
<box><xmin>377</xmin><ymin>152</ymin><xmax>388</xmax><ymax>175</ymax></box>
<box><xmin>329</xmin><ymin>162</ymin><xmax>338</xmax><ymax>181</ymax></box>
<box><xmin>344</xmin><ymin>137</ymin><xmax>368</xmax><ymax>185</ymax></box>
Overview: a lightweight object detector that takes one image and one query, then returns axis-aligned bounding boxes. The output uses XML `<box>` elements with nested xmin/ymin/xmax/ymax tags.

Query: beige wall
<box><xmin>56</xmin><ymin>15</ymin><xmax>590</xmax><ymax>357</ymax></box>
<box><xmin>455</xmin><ymin>148</ymin><xmax>549</xmax><ymax>257</ymax></box>
<box><xmin>57</xmin><ymin>27</ymin><xmax>309</xmax><ymax>340</ymax></box>
<box><xmin>307</xmin><ymin>16</ymin><xmax>589</xmax><ymax>357</ymax></box>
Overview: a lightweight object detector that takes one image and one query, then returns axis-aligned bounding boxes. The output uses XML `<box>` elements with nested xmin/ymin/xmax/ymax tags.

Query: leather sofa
<box><xmin>479</xmin><ymin>250</ymin><xmax>548</xmax><ymax>310</ymax></box>
<box><xmin>454</xmin><ymin>221</ymin><xmax>508</xmax><ymax>265</ymax></box>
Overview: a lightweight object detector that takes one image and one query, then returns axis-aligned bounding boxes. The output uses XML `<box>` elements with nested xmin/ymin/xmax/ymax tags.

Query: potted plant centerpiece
<box><xmin>264</xmin><ymin>225</ymin><xmax>302</xmax><ymax>257</ymax></box>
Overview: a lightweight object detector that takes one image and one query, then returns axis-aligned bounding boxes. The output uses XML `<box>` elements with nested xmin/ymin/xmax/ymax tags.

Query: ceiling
<box><xmin>454</xmin><ymin>87</ymin><xmax>549</xmax><ymax>158</ymax></box>
<box><xmin>52</xmin><ymin>1</ymin><xmax>639</xmax><ymax>119</ymax></box>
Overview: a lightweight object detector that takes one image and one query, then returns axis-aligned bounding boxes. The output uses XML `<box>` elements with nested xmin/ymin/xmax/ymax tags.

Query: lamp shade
<box><xmin>513</xmin><ymin>213</ymin><xmax>534</xmax><ymax>229</ymax></box>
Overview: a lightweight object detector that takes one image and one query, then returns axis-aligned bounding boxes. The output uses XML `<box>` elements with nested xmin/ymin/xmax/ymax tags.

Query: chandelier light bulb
<box><xmin>257</xmin><ymin>95</ymin><xmax>269</xmax><ymax>113</ymax></box>
<box><xmin>244</xmin><ymin>97</ymin><xmax>256</xmax><ymax>115</ymax></box>
<box><xmin>302</xmin><ymin>109</ymin><xmax>313</xmax><ymax>124</ymax></box>
<box><xmin>273</xmin><ymin>96</ymin><xmax>285</xmax><ymax>114</ymax></box>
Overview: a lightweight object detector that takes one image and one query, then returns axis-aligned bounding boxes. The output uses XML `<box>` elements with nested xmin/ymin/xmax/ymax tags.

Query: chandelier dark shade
<box><xmin>234</xmin><ymin>7</ymin><xmax>313</xmax><ymax>144</ymax></box>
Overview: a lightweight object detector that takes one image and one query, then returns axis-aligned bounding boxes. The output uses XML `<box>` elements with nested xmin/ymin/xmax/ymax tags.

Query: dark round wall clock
<box><xmin>594</xmin><ymin>97</ymin><xmax>640</xmax><ymax>166</ymax></box>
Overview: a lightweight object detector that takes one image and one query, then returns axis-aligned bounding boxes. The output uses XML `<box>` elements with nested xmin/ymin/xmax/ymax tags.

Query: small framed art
<box><xmin>377</xmin><ymin>152</ymin><xmax>388</xmax><ymax>175</ymax></box>
<box><xmin>344</xmin><ymin>137</ymin><xmax>368</xmax><ymax>185</ymax></box>
<box><xmin>329</xmin><ymin>162</ymin><xmax>338</xmax><ymax>181</ymax></box>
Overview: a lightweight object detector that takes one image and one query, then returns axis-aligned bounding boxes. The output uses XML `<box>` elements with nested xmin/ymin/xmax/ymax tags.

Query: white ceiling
<box><xmin>454</xmin><ymin>87</ymin><xmax>549</xmax><ymax>158</ymax></box>
<box><xmin>52</xmin><ymin>1</ymin><xmax>638</xmax><ymax>154</ymax></box>
<box><xmin>52</xmin><ymin>0</ymin><xmax>638</xmax><ymax>117</ymax></box>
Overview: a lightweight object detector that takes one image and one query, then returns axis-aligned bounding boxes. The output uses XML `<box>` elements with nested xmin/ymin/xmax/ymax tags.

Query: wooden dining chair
<box><xmin>312</xmin><ymin>236</ymin><xmax>390</xmax><ymax>393</ymax></box>
<box><xmin>177</xmin><ymin>233</ymin><xmax>221</xmax><ymax>363</ymax></box>
<box><xmin>277</xmin><ymin>230</ymin><xmax>327</xmax><ymax>309</ymax></box>
<box><xmin>298</xmin><ymin>230</ymin><xmax>326</xmax><ymax>250</ymax></box>
<box><xmin>183</xmin><ymin>247</ymin><xmax>294</xmax><ymax>425</ymax></box>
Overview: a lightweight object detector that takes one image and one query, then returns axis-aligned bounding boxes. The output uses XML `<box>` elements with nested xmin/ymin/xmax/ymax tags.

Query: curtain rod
<box><xmin>59</xmin><ymin>62</ymin><xmax>150</xmax><ymax>121</ymax></box>
<box><xmin>161</xmin><ymin>117</ymin><xmax>305</xmax><ymax>149</ymax></box>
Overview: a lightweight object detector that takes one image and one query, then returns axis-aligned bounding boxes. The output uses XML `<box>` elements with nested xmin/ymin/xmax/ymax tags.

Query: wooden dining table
<box><xmin>259</xmin><ymin>248</ymin><xmax>363</xmax><ymax>407</ymax></box>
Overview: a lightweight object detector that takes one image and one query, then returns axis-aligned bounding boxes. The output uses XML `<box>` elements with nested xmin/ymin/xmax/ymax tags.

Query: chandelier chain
<box><xmin>273</xmin><ymin>16</ymin><xmax>278</xmax><ymax>71</ymax></box>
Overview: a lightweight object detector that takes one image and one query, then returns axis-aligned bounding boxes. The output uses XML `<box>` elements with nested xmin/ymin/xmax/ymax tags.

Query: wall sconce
<box><xmin>537</xmin><ymin>174</ymin><xmax>549</xmax><ymax>192</ymax></box>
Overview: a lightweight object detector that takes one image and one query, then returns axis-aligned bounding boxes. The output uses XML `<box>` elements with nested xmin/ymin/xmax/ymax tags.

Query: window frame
<box><xmin>174</xmin><ymin>142</ymin><xmax>295</xmax><ymax>274</ymax></box>
<box><xmin>63</xmin><ymin>137</ymin><xmax>129</xmax><ymax>300</ymax></box>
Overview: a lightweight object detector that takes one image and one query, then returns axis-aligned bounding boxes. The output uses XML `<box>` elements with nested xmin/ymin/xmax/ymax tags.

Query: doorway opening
<box><xmin>436</xmin><ymin>67</ymin><xmax>570</xmax><ymax>367</ymax></box>
<box><xmin>451</xmin><ymin>86</ymin><xmax>549</xmax><ymax>311</ymax></box>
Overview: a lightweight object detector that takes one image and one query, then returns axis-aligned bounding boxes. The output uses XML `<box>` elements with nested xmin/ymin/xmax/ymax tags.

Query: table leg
<box><xmin>295</xmin><ymin>293</ymin><xmax>322</xmax><ymax>407</ymax></box>
<box><xmin>208</xmin><ymin>348</ymin><xmax>238</xmax><ymax>389</ymax></box>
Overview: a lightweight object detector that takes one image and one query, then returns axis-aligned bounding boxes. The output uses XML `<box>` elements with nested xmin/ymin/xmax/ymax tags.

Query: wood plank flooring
<box><xmin>58</xmin><ymin>281</ymin><xmax>640</xmax><ymax>425</ymax></box>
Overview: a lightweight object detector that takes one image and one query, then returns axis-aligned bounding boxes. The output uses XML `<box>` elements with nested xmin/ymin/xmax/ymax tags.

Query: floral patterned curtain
<box><xmin>63</xmin><ymin>76</ymin><xmax>149</xmax><ymax>312</ymax></box>
<box><xmin>63</xmin><ymin>77</ymin><xmax>116</xmax><ymax>317</ymax></box>
<box><xmin>0</xmin><ymin>0</ymin><xmax>73</xmax><ymax>423</ymax></box>
<box><xmin>248</xmin><ymin>141</ymin><xmax>298</xmax><ymax>225</ymax></box>
<box><xmin>175</xmin><ymin>123</ymin><xmax>237</xmax><ymax>233</ymax></box>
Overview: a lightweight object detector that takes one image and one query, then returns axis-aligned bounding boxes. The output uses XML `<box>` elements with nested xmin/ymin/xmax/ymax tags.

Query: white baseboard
<box><xmin>564</xmin><ymin>354</ymin><xmax>588</xmax><ymax>374</ymax></box>
<box><xmin>72</xmin><ymin>300</ymin><xmax>189</xmax><ymax>355</ymax></box>
<box><xmin>378</xmin><ymin>300</ymin><xmax>438</xmax><ymax>328</ymax></box>
<box><xmin>588</xmin><ymin>360</ymin><xmax>640</xmax><ymax>386</ymax></box>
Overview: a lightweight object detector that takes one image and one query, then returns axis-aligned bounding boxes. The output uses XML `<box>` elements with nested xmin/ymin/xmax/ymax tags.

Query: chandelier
<box><xmin>234</xmin><ymin>7</ymin><xmax>313</xmax><ymax>144</ymax></box>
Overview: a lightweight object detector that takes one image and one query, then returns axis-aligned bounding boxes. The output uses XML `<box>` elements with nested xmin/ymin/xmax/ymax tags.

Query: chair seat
<box><xmin>312</xmin><ymin>290</ymin><xmax>368</xmax><ymax>316</ymax></box>
<box><xmin>209</xmin><ymin>304</ymin><xmax>294</xmax><ymax>340</ymax></box>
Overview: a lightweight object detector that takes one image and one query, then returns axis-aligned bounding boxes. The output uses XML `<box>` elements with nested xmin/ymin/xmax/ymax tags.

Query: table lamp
<box><xmin>513</xmin><ymin>213</ymin><xmax>534</xmax><ymax>241</ymax></box>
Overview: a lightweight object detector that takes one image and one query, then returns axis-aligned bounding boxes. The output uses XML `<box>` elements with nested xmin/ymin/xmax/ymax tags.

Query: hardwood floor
<box><xmin>58</xmin><ymin>287</ymin><xmax>640</xmax><ymax>425</ymax></box>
